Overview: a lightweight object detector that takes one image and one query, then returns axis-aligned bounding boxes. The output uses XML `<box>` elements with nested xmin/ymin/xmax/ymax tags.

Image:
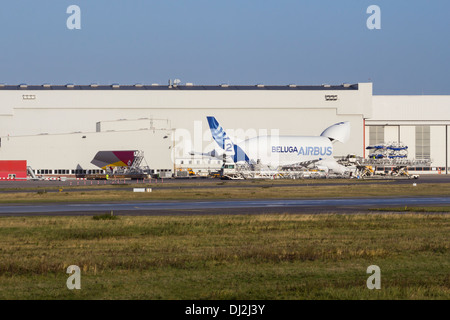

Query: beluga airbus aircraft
<box><xmin>192</xmin><ymin>116</ymin><xmax>351</xmax><ymax>176</ymax></box>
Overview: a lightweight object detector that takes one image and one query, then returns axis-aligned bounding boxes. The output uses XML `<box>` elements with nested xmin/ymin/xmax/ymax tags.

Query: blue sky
<box><xmin>0</xmin><ymin>0</ymin><xmax>449</xmax><ymax>94</ymax></box>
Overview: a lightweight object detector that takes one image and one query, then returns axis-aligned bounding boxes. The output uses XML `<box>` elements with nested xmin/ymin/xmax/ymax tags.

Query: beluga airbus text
<box><xmin>193</xmin><ymin>116</ymin><xmax>351</xmax><ymax>175</ymax></box>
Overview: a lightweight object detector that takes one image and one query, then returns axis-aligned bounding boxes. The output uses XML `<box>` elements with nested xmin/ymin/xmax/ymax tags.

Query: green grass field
<box><xmin>0</xmin><ymin>214</ymin><xmax>448</xmax><ymax>299</ymax></box>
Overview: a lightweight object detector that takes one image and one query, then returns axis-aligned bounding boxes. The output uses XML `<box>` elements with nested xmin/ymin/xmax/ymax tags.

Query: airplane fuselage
<box><xmin>205</xmin><ymin>116</ymin><xmax>350</xmax><ymax>174</ymax></box>
<box><xmin>236</xmin><ymin>135</ymin><xmax>333</xmax><ymax>167</ymax></box>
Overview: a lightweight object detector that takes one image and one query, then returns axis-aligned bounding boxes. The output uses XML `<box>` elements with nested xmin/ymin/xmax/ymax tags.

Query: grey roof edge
<box><xmin>0</xmin><ymin>84</ymin><xmax>358</xmax><ymax>91</ymax></box>
<box><xmin>0</xmin><ymin>84</ymin><xmax>359</xmax><ymax>91</ymax></box>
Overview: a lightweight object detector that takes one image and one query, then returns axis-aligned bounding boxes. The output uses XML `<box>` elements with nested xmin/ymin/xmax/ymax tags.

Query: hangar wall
<box><xmin>0</xmin><ymin>83</ymin><xmax>371</xmax><ymax>174</ymax></box>
<box><xmin>0</xmin><ymin>129</ymin><xmax>173</xmax><ymax>174</ymax></box>
<box><xmin>367</xmin><ymin>95</ymin><xmax>450</xmax><ymax>172</ymax></box>
<box><xmin>0</xmin><ymin>83</ymin><xmax>372</xmax><ymax>135</ymax></box>
<box><xmin>2</xmin><ymin>83</ymin><xmax>449</xmax><ymax>175</ymax></box>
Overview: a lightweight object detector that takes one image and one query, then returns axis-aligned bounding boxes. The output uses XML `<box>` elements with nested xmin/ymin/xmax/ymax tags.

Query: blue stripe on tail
<box><xmin>206</xmin><ymin>116</ymin><xmax>250</xmax><ymax>163</ymax></box>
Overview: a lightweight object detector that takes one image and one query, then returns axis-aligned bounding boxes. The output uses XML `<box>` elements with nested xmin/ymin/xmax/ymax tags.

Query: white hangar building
<box><xmin>0</xmin><ymin>82</ymin><xmax>448</xmax><ymax>177</ymax></box>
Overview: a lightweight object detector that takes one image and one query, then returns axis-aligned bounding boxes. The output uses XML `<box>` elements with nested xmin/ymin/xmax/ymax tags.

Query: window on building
<box><xmin>369</xmin><ymin>126</ymin><xmax>384</xmax><ymax>145</ymax></box>
<box><xmin>416</xmin><ymin>126</ymin><xmax>430</xmax><ymax>160</ymax></box>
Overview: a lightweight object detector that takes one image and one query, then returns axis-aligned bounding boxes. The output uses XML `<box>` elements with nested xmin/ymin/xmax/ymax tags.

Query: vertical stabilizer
<box><xmin>207</xmin><ymin>116</ymin><xmax>249</xmax><ymax>163</ymax></box>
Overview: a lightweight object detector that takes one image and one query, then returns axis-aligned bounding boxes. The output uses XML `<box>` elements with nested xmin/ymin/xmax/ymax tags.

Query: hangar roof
<box><xmin>0</xmin><ymin>84</ymin><xmax>359</xmax><ymax>91</ymax></box>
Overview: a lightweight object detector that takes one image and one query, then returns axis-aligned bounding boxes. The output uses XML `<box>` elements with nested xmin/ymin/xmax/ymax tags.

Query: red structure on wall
<box><xmin>0</xmin><ymin>160</ymin><xmax>27</xmax><ymax>180</ymax></box>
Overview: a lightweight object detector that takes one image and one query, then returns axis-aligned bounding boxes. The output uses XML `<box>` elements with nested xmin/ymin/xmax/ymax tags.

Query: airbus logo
<box><xmin>271</xmin><ymin>146</ymin><xmax>332</xmax><ymax>156</ymax></box>
<box><xmin>298</xmin><ymin>146</ymin><xmax>332</xmax><ymax>156</ymax></box>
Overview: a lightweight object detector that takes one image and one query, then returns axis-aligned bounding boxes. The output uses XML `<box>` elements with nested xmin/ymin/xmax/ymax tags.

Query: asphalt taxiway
<box><xmin>0</xmin><ymin>175</ymin><xmax>449</xmax><ymax>216</ymax></box>
<box><xmin>1</xmin><ymin>196</ymin><xmax>450</xmax><ymax>217</ymax></box>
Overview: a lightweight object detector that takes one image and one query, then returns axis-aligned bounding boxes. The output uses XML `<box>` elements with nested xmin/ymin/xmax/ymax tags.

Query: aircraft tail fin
<box><xmin>207</xmin><ymin>116</ymin><xmax>229</xmax><ymax>150</ymax></box>
<box><xmin>207</xmin><ymin>116</ymin><xmax>249</xmax><ymax>163</ymax></box>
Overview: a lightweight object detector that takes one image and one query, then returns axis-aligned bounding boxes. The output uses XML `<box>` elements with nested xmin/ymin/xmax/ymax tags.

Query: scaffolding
<box><xmin>219</xmin><ymin>162</ymin><xmax>331</xmax><ymax>180</ymax></box>
<box><xmin>217</xmin><ymin>142</ymin><xmax>433</xmax><ymax>180</ymax></box>
<box><xmin>87</xmin><ymin>150</ymin><xmax>151</xmax><ymax>179</ymax></box>
<box><xmin>102</xmin><ymin>151</ymin><xmax>150</xmax><ymax>175</ymax></box>
<box><xmin>337</xmin><ymin>152</ymin><xmax>429</xmax><ymax>179</ymax></box>
<box><xmin>366</xmin><ymin>141</ymin><xmax>409</xmax><ymax>160</ymax></box>
<box><xmin>361</xmin><ymin>142</ymin><xmax>431</xmax><ymax>171</ymax></box>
